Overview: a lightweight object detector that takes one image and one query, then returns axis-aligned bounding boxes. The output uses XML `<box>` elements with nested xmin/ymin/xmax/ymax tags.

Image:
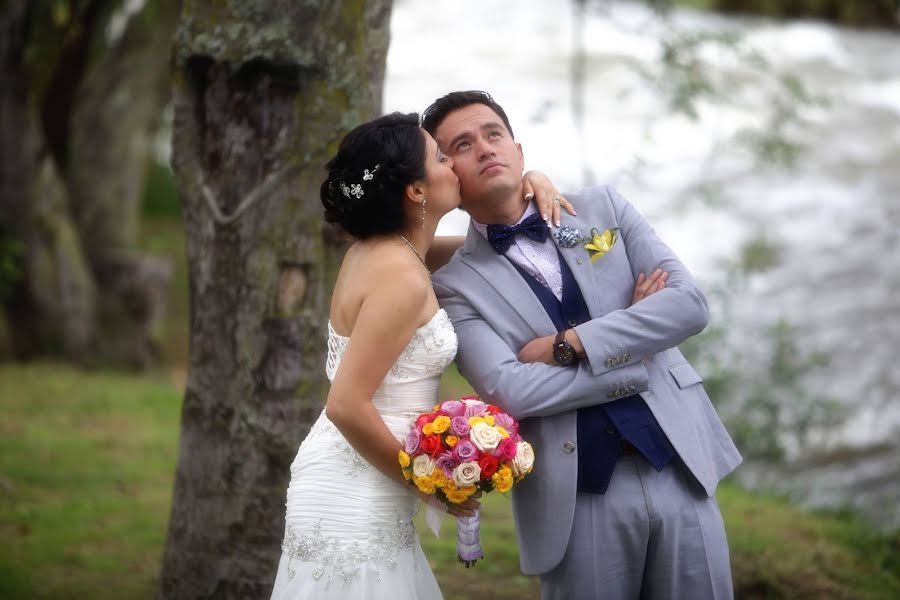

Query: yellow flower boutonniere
<box><xmin>583</xmin><ymin>227</ymin><xmax>619</xmax><ymax>262</ymax></box>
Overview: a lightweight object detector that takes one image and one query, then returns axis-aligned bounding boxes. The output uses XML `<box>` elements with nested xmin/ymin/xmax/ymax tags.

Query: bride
<box><xmin>269</xmin><ymin>112</ymin><xmax>571</xmax><ymax>598</ymax></box>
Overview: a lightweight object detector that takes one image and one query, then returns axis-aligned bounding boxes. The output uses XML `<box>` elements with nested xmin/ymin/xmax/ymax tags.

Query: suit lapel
<box><xmin>459</xmin><ymin>222</ymin><xmax>556</xmax><ymax>338</ymax></box>
<box><xmin>555</xmin><ymin>212</ymin><xmax>602</xmax><ymax>318</ymax></box>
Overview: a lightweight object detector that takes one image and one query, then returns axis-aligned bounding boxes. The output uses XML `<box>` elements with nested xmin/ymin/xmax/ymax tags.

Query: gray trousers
<box><xmin>540</xmin><ymin>456</ymin><xmax>733</xmax><ymax>600</ymax></box>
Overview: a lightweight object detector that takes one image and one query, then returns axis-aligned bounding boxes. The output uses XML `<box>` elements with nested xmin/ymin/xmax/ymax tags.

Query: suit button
<box><xmin>606</xmin><ymin>358</ymin><xmax>614</xmax><ymax>367</ymax></box>
<box><xmin>563</xmin><ymin>441</ymin><xmax>576</xmax><ymax>453</ymax></box>
<box><xmin>628</xmin><ymin>385</ymin><xmax>636</xmax><ymax>393</ymax></box>
<box><xmin>567</xmin><ymin>319</ymin><xmax>577</xmax><ymax>327</ymax></box>
<box><xmin>624</xmin><ymin>353</ymin><xmax>632</xmax><ymax>361</ymax></box>
<box><xmin>607</xmin><ymin>390</ymin><xmax>616</xmax><ymax>399</ymax></box>
<box><xmin>605</xmin><ymin>427</ymin><xmax>616</xmax><ymax>435</ymax></box>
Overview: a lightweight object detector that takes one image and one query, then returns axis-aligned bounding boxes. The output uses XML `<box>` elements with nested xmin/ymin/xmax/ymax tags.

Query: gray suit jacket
<box><xmin>432</xmin><ymin>185</ymin><xmax>742</xmax><ymax>576</ymax></box>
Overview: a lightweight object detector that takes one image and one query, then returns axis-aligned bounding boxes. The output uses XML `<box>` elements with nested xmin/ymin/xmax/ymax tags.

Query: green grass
<box><xmin>0</xmin><ymin>362</ymin><xmax>181</xmax><ymax>599</ymax></box>
<box><xmin>2</xmin><ymin>361</ymin><xmax>898</xmax><ymax>599</ymax></box>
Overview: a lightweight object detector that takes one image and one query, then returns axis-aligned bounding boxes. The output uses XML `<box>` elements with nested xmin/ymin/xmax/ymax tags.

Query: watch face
<box><xmin>553</xmin><ymin>341</ymin><xmax>576</xmax><ymax>366</ymax></box>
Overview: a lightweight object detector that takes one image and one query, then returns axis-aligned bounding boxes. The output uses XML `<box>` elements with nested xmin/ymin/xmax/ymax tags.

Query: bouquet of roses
<box><xmin>398</xmin><ymin>396</ymin><xmax>535</xmax><ymax>566</ymax></box>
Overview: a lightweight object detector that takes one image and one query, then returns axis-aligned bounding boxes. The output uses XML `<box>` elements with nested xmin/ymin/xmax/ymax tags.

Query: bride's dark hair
<box><xmin>321</xmin><ymin>112</ymin><xmax>426</xmax><ymax>239</ymax></box>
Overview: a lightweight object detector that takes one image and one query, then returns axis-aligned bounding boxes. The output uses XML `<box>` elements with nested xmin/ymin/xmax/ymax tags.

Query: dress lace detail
<box><xmin>326</xmin><ymin>309</ymin><xmax>456</xmax><ymax>382</ymax></box>
<box><xmin>302</xmin><ymin>416</ymin><xmax>370</xmax><ymax>476</ymax></box>
<box><xmin>271</xmin><ymin>308</ymin><xmax>457</xmax><ymax>599</ymax></box>
<box><xmin>281</xmin><ymin>516</ymin><xmax>418</xmax><ymax>588</ymax></box>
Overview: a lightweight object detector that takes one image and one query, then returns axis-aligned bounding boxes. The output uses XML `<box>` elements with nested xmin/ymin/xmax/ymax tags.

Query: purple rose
<box><xmin>435</xmin><ymin>451</ymin><xmax>459</xmax><ymax>478</ymax></box>
<box><xmin>440</xmin><ymin>400</ymin><xmax>465</xmax><ymax>417</ymax></box>
<box><xmin>463</xmin><ymin>399</ymin><xmax>488</xmax><ymax>418</ymax></box>
<box><xmin>405</xmin><ymin>428</ymin><xmax>423</xmax><ymax>454</ymax></box>
<box><xmin>493</xmin><ymin>412</ymin><xmax>517</xmax><ymax>435</ymax></box>
<box><xmin>452</xmin><ymin>439</ymin><xmax>478</xmax><ymax>462</ymax></box>
<box><xmin>450</xmin><ymin>416</ymin><xmax>470</xmax><ymax>436</ymax></box>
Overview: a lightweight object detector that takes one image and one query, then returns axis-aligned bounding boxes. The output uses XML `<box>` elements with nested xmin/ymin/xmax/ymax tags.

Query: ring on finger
<box><xmin>553</xmin><ymin>196</ymin><xmax>560</xmax><ymax>204</ymax></box>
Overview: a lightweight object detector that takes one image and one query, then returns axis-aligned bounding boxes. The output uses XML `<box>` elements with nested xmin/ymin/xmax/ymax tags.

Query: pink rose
<box><xmin>494</xmin><ymin>437</ymin><xmax>517</xmax><ymax>461</ymax></box>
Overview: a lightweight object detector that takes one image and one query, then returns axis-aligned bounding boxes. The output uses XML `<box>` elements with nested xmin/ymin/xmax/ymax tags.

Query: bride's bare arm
<box><xmin>325</xmin><ymin>265</ymin><xmax>425</xmax><ymax>485</ymax></box>
<box><xmin>324</xmin><ymin>261</ymin><xmax>479</xmax><ymax>516</ymax></box>
<box><xmin>425</xmin><ymin>236</ymin><xmax>465</xmax><ymax>272</ymax></box>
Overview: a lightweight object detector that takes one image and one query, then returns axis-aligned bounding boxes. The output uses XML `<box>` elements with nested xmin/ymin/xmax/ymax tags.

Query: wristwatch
<box><xmin>553</xmin><ymin>329</ymin><xmax>578</xmax><ymax>366</ymax></box>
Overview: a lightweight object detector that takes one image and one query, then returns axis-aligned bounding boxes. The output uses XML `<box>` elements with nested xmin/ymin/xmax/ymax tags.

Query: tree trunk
<box><xmin>0</xmin><ymin>0</ymin><xmax>176</xmax><ymax>367</ymax></box>
<box><xmin>158</xmin><ymin>1</ymin><xmax>392</xmax><ymax>597</ymax></box>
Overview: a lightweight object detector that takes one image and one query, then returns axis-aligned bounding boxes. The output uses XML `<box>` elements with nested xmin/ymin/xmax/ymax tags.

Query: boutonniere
<box><xmin>553</xmin><ymin>225</ymin><xmax>620</xmax><ymax>262</ymax></box>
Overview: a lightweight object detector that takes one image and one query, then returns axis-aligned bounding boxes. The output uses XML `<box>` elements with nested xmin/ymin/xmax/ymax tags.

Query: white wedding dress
<box><xmin>270</xmin><ymin>309</ymin><xmax>457</xmax><ymax>599</ymax></box>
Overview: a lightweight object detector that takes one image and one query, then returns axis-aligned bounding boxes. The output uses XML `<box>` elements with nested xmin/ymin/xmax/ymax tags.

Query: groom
<box><xmin>425</xmin><ymin>91</ymin><xmax>742</xmax><ymax>599</ymax></box>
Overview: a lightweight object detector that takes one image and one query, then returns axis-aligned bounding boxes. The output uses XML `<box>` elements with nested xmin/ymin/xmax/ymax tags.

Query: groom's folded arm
<box><xmin>574</xmin><ymin>185</ymin><xmax>710</xmax><ymax>376</ymax></box>
<box><xmin>435</xmin><ymin>282</ymin><xmax>649</xmax><ymax>421</ymax></box>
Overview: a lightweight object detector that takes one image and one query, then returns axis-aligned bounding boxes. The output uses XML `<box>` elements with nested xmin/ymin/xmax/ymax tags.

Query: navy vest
<box><xmin>510</xmin><ymin>250</ymin><xmax>674</xmax><ymax>494</ymax></box>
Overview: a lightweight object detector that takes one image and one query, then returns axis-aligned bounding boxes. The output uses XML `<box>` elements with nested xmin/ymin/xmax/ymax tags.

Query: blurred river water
<box><xmin>384</xmin><ymin>0</ymin><xmax>900</xmax><ymax>528</ymax></box>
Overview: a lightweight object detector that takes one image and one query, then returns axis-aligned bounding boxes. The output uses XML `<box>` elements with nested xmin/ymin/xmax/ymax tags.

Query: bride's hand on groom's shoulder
<box><xmin>522</xmin><ymin>170</ymin><xmax>576</xmax><ymax>227</ymax></box>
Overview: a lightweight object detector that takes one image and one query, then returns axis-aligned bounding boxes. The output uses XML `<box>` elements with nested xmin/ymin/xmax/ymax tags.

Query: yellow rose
<box><xmin>431</xmin><ymin>415</ymin><xmax>451</xmax><ymax>434</ymax></box>
<box><xmin>468</xmin><ymin>416</ymin><xmax>486</xmax><ymax>427</ymax></box>
<box><xmin>497</xmin><ymin>466</ymin><xmax>512</xmax><ymax>480</ymax></box>
<box><xmin>431</xmin><ymin>470</ymin><xmax>448</xmax><ymax>488</ymax></box>
<box><xmin>495</xmin><ymin>478</ymin><xmax>513</xmax><ymax>493</ymax></box>
<box><xmin>483</xmin><ymin>415</ymin><xmax>495</xmax><ymax>426</ymax></box>
<box><xmin>445</xmin><ymin>435</ymin><xmax>459</xmax><ymax>447</ymax></box>
<box><xmin>495</xmin><ymin>426</ymin><xmax>510</xmax><ymax>439</ymax></box>
<box><xmin>398</xmin><ymin>450</ymin><xmax>411</xmax><ymax>468</ymax></box>
<box><xmin>415</xmin><ymin>475</ymin><xmax>435</xmax><ymax>494</ymax></box>
<box><xmin>459</xmin><ymin>485</ymin><xmax>478</xmax><ymax>497</ymax></box>
<box><xmin>403</xmin><ymin>469</ymin><xmax>412</xmax><ymax>480</ymax></box>
<box><xmin>584</xmin><ymin>227</ymin><xmax>619</xmax><ymax>263</ymax></box>
<box><xmin>445</xmin><ymin>490</ymin><xmax>468</xmax><ymax>504</ymax></box>
<box><xmin>443</xmin><ymin>479</ymin><xmax>458</xmax><ymax>492</ymax></box>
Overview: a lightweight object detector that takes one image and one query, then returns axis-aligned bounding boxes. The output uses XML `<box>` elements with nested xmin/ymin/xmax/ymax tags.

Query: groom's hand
<box><xmin>517</xmin><ymin>330</ymin><xmax>585</xmax><ymax>366</ymax></box>
<box><xmin>632</xmin><ymin>268</ymin><xmax>668</xmax><ymax>305</ymax></box>
<box><xmin>517</xmin><ymin>268</ymin><xmax>669</xmax><ymax>365</ymax></box>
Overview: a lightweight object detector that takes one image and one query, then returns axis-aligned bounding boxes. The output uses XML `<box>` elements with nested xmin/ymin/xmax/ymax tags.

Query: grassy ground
<box><xmin>2</xmin><ymin>361</ymin><xmax>898</xmax><ymax>600</ymax></box>
<box><xmin>2</xmin><ymin>216</ymin><xmax>897</xmax><ymax>598</ymax></box>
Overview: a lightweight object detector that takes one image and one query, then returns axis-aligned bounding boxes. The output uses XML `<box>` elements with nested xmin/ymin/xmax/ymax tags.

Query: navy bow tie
<box><xmin>486</xmin><ymin>213</ymin><xmax>550</xmax><ymax>254</ymax></box>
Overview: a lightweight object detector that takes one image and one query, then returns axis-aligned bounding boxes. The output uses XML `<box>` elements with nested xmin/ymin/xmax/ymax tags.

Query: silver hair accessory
<box><xmin>341</xmin><ymin>164</ymin><xmax>380</xmax><ymax>199</ymax></box>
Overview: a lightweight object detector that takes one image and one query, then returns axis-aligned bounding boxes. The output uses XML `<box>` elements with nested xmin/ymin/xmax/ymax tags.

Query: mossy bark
<box><xmin>158</xmin><ymin>1</ymin><xmax>393</xmax><ymax>596</ymax></box>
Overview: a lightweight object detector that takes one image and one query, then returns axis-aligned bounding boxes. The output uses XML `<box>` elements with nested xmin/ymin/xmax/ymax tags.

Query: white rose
<box><xmin>452</xmin><ymin>461</ymin><xmax>482</xmax><ymax>487</ymax></box>
<box><xmin>511</xmin><ymin>441</ymin><xmax>535</xmax><ymax>477</ymax></box>
<box><xmin>469</xmin><ymin>422</ymin><xmax>502</xmax><ymax>453</ymax></box>
<box><xmin>412</xmin><ymin>454</ymin><xmax>436</xmax><ymax>478</ymax></box>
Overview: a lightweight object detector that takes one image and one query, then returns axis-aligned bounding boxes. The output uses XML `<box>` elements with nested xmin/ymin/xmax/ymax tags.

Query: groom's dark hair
<box><xmin>421</xmin><ymin>90</ymin><xmax>515</xmax><ymax>139</ymax></box>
